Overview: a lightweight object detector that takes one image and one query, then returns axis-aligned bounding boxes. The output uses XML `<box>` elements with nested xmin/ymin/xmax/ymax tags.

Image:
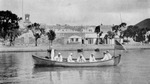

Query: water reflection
<box><xmin>0</xmin><ymin>50</ymin><xmax>150</xmax><ymax>84</ymax></box>
<box><xmin>0</xmin><ymin>54</ymin><xmax>18</xmax><ymax>81</ymax></box>
<box><xmin>32</xmin><ymin>66</ymin><xmax>121</xmax><ymax>84</ymax></box>
<box><xmin>0</xmin><ymin>52</ymin><xmax>34</xmax><ymax>84</ymax></box>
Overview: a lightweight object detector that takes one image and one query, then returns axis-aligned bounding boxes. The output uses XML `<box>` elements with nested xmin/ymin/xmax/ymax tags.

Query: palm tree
<box><xmin>94</xmin><ymin>25</ymin><xmax>101</xmax><ymax>45</ymax></box>
<box><xmin>47</xmin><ymin>30</ymin><xmax>56</xmax><ymax>48</ymax></box>
<box><xmin>112</xmin><ymin>23</ymin><xmax>127</xmax><ymax>43</ymax></box>
<box><xmin>107</xmin><ymin>31</ymin><xmax>115</xmax><ymax>44</ymax></box>
<box><xmin>27</xmin><ymin>23</ymin><xmax>45</xmax><ymax>46</ymax></box>
<box><xmin>119</xmin><ymin>23</ymin><xmax>127</xmax><ymax>28</ymax></box>
<box><xmin>112</xmin><ymin>25</ymin><xmax>119</xmax><ymax>33</ymax></box>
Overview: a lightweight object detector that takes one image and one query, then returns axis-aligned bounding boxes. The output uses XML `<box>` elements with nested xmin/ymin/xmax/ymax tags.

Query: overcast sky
<box><xmin>0</xmin><ymin>0</ymin><xmax>150</xmax><ymax>25</ymax></box>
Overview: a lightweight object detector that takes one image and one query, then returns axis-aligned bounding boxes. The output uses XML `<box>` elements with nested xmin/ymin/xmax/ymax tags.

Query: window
<box><xmin>71</xmin><ymin>38</ymin><xmax>74</xmax><ymax>42</ymax></box>
<box><xmin>76</xmin><ymin>38</ymin><xmax>78</xmax><ymax>42</ymax></box>
<box><xmin>89</xmin><ymin>39</ymin><xmax>93</xmax><ymax>44</ymax></box>
<box><xmin>89</xmin><ymin>29</ymin><xmax>92</xmax><ymax>32</ymax></box>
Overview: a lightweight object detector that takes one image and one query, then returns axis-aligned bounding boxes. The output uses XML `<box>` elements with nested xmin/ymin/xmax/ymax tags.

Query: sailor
<box><xmin>101</xmin><ymin>52</ymin><xmax>109</xmax><ymax>61</ymax></box>
<box><xmin>67</xmin><ymin>53</ymin><xmax>75</xmax><ymax>62</ymax></box>
<box><xmin>106</xmin><ymin>50</ymin><xmax>112</xmax><ymax>60</ymax></box>
<box><xmin>89</xmin><ymin>53</ymin><xmax>97</xmax><ymax>62</ymax></box>
<box><xmin>77</xmin><ymin>54</ymin><xmax>86</xmax><ymax>62</ymax></box>
<box><xmin>54</xmin><ymin>53</ymin><xmax>63</xmax><ymax>62</ymax></box>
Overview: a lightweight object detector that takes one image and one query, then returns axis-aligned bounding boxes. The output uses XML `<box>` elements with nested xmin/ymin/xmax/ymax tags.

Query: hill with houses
<box><xmin>15</xmin><ymin>24</ymin><xmax>113</xmax><ymax>46</ymax></box>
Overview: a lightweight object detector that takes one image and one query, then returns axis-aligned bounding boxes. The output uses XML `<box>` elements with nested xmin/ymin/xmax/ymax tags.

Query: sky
<box><xmin>0</xmin><ymin>0</ymin><xmax>150</xmax><ymax>26</ymax></box>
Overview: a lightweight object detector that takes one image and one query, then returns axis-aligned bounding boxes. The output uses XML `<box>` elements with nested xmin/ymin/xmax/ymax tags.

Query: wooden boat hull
<box><xmin>32</xmin><ymin>55</ymin><xmax>121</xmax><ymax>67</ymax></box>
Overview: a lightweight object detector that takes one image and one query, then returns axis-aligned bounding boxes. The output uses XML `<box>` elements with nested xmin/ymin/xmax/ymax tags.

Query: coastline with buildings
<box><xmin>1</xmin><ymin>1</ymin><xmax>150</xmax><ymax>84</ymax></box>
<box><xmin>1</xmin><ymin>14</ymin><xmax>150</xmax><ymax>52</ymax></box>
<box><xmin>1</xmin><ymin>43</ymin><xmax>150</xmax><ymax>52</ymax></box>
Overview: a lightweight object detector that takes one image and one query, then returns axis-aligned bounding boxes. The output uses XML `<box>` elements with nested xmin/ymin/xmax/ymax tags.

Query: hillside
<box><xmin>135</xmin><ymin>18</ymin><xmax>150</xmax><ymax>29</ymax></box>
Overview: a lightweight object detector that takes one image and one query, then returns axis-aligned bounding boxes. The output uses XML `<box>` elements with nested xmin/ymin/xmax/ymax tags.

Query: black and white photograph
<box><xmin>0</xmin><ymin>0</ymin><xmax>150</xmax><ymax>84</ymax></box>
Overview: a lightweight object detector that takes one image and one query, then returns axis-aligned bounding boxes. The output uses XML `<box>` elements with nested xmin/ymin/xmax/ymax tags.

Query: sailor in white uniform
<box><xmin>101</xmin><ymin>52</ymin><xmax>109</xmax><ymax>61</ymax></box>
<box><xmin>67</xmin><ymin>53</ymin><xmax>75</xmax><ymax>62</ymax></box>
<box><xmin>106</xmin><ymin>50</ymin><xmax>112</xmax><ymax>60</ymax></box>
<box><xmin>77</xmin><ymin>54</ymin><xmax>86</xmax><ymax>62</ymax></box>
<box><xmin>89</xmin><ymin>53</ymin><xmax>97</xmax><ymax>62</ymax></box>
<box><xmin>54</xmin><ymin>53</ymin><xmax>63</xmax><ymax>62</ymax></box>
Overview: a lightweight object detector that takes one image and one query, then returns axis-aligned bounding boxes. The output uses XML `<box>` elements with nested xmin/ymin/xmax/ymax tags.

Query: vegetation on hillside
<box><xmin>0</xmin><ymin>10</ymin><xmax>22</xmax><ymax>46</ymax></box>
<box><xmin>47</xmin><ymin>30</ymin><xmax>56</xmax><ymax>47</ymax></box>
<box><xmin>27</xmin><ymin>23</ymin><xmax>45</xmax><ymax>46</ymax></box>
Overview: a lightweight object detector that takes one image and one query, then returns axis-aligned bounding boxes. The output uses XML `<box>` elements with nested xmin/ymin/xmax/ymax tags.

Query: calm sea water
<box><xmin>0</xmin><ymin>50</ymin><xmax>150</xmax><ymax>84</ymax></box>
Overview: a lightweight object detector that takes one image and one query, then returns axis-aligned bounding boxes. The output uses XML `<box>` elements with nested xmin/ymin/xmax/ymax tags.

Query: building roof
<box><xmin>69</xmin><ymin>35</ymin><xmax>82</xmax><ymax>39</ymax></box>
<box><xmin>85</xmin><ymin>33</ymin><xmax>97</xmax><ymax>38</ymax></box>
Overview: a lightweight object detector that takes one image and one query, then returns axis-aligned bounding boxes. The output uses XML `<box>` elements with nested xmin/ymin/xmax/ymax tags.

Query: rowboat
<box><xmin>32</xmin><ymin>55</ymin><xmax>121</xmax><ymax>67</ymax></box>
<box><xmin>32</xmin><ymin>40</ymin><xmax>125</xmax><ymax>67</ymax></box>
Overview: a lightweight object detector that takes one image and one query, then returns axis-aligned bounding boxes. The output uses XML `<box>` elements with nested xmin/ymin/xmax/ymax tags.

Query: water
<box><xmin>0</xmin><ymin>50</ymin><xmax>150</xmax><ymax>84</ymax></box>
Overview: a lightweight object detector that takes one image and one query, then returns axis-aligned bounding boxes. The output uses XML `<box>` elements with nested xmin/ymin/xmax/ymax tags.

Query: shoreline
<box><xmin>0</xmin><ymin>44</ymin><xmax>150</xmax><ymax>52</ymax></box>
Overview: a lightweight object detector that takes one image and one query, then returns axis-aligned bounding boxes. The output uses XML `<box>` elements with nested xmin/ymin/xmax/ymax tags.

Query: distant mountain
<box><xmin>135</xmin><ymin>18</ymin><xmax>150</xmax><ymax>29</ymax></box>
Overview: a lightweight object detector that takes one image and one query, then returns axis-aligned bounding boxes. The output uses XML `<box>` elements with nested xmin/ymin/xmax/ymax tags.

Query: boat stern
<box><xmin>113</xmin><ymin>54</ymin><xmax>121</xmax><ymax>66</ymax></box>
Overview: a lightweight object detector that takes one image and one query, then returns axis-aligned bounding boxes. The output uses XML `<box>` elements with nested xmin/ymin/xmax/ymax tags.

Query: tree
<box><xmin>112</xmin><ymin>25</ymin><xmax>119</xmax><ymax>33</ymax></box>
<box><xmin>122</xmin><ymin>30</ymin><xmax>130</xmax><ymax>39</ymax></box>
<box><xmin>107</xmin><ymin>31</ymin><xmax>115</xmax><ymax>44</ymax></box>
<box><xmin>27</xmin><ymin>23</ymin><xmax>45</xmax><ymax>46</ymax></box>
<box><xmin>147</xmin><ymin>34</ymin><xmax>150</xmax><ymax>42</ymax></box>
<box><xmin>47</xmin><ymin>30</ymin><xmax>56</xmax><ymax>47</ymax></box>
<box><xmin>119</xmin><ymin>22</ymin><xmax>127</xmax><ymax>28</ymax></box>
<box><xmin>123</xmin><ymin>25</ymin><xmax>147</xmax><ymax>43</ymax></box>
<box><xmin>112</xmin><ymin>22</ymin><xmax>127</xmax><ymax>42</ymax></box>
<box><xmin>0</xmin><ymin>10</ymin><xmax>22</xmax><ymax>46</ymax></box>
<box><xmin>112</xmin><ymin>22</ymin><xmax>127</xmax><ymax>34</ymax></box>
<box><xmin>104</xmin><ymin>34</ymin><xmax>108</xmax><ymax>44</ymax></box>
<box><xmin>122</xmin><ymin>25</ymin><xmax>132</xmax><ymax>39</ymax></box>
<box><xmin>135</xmin><ymin>28</ymin><xmax>147</xmax><ymax>43</ymax></box>
<box><xmin>94</xmin><ymin>25</ymin><xmax>101</xmax><ymax>45</ymax></box>
<box><xmin>107</xmin><ymin>31</ymin><xmax>115</xmax><ymax>39</ymax></box>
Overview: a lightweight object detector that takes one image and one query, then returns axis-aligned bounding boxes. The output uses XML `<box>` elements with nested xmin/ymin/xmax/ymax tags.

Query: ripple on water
<box><xmin>0</xmin><ymin>50</ymin><xmax>150</xmax><ymax>84</ymax></box>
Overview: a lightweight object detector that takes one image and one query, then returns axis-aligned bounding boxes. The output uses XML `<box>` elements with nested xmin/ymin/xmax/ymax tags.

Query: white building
<box><xmin>85</xmin><ymin>33</ymin><xmax>97</xmax><ymax>44</ymax></box>
<box><xmin>68</xmin><ymin>35</ymin><xmax>82</xmax><ymax>44</ymax></box>
<box><xmin>18</xmin><ymin>30</ymin><xmax>34</xmax><ymax>44</ymax></box>
<box><xmin>82</xmin><ymin>27</ymin><xmax>95</xmax><ymax>33</ymax></box>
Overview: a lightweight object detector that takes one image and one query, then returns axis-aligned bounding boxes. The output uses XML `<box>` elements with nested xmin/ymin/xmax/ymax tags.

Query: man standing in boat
<box><xmin>77</xmin><ymin>54</ymin><xmax>86</xmax><ymax>62</ymax></box>
<box><xmin>54</xmin><ymin>53</ymin><xmax>63</xmax><ymax>62</ymax></box>
<box><xmin>67</xmin><ymin>53</ymin><xmax>75</xmax><ymax>62</ymax></box>
<box><xmin>89</xmin><ymin>53</ymin><xmax>97</xmax><ymax>62</ymax></box>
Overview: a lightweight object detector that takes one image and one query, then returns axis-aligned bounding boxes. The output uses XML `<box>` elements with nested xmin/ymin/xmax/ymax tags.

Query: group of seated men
<box><xmin>100</xmin><ymin>50</ymin><xmax>112</xmax><ymax>61</ymax></box>
<box><xmin>53</xmin><ymin>50</ymin><xmax>112</xmax><ymax>62</ymax></box>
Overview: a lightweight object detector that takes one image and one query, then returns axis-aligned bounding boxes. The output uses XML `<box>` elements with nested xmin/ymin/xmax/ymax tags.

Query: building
<box><xmin>23</xmin><ymin>14</ymin><xmax>31</xmax><ymax>27</ymax></box>
<box><xmin>85</xmin><ymin>33</ymin><xmax>97</xmax><ymax>44</ymax></box>
<box><xmin>16</xmin><ymin>30</ymin><xmax>34</xmax><ymax>44</ymax></box>
<box><xmin>67</xmin><ymin>35</ymin><xmax>82</xmax><ymax>44</ymax></box>
<box><xmin>82</xmin><ymin>26</ymin><xmax>95</xmax><ymax>33</ymax></box>
<box><xmin>100</xmin><ymin>25</ymin><xmax>112</xmax><ymax>33</ymax></box>
<box><xmin>16</xmin><ymin>21</ymin><xmax>118</xmax><ymax>46</ymax></box>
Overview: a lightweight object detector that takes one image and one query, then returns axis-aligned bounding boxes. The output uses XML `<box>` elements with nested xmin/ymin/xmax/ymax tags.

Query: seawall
<box><xmin>0</xmin><ymin>44</ymin><xmax>150</xmax><ymax>52</ymax></box>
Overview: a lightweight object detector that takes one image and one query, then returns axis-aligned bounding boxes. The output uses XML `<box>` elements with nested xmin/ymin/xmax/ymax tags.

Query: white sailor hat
<box><xmin>103</xmin><ymin>51</ymin><xmax>106</xmax><ymax>54</ymax></box>
<box><xmin>106</xmin><ymin>50</ymin><xmax>109</xmax><ymax>52</ymax></box>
